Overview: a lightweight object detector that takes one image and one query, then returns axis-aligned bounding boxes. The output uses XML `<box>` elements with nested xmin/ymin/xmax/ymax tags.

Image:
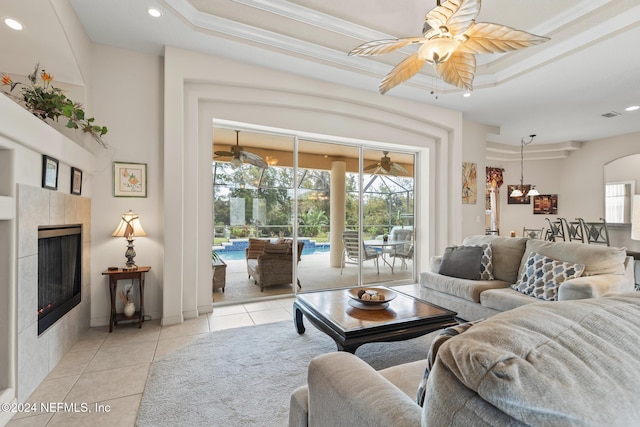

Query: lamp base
<box><xmin>123</xmin><ymin>239</ymin><xmax>138</xmax><ymax>271</ymax></box>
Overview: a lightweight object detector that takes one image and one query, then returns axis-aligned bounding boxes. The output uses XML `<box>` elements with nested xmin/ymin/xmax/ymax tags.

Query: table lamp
<box><xmin>112</xmin><ymin>210</ymin><xmax>147</xmax><ymax>270</ymax></box>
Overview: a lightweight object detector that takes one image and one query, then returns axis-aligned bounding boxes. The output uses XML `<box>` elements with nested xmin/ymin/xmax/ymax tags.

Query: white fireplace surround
<box><xmin>0</xmin><ymin>94</ymin><xmax>94</xmax><ymax>416</ymax></box>
<box><xmin>16</xmin><ymin>184</ymin><xmax>91</xmax><ymax>401</ymax></box>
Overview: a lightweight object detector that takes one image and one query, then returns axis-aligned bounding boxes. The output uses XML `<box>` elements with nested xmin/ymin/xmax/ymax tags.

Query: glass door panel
<box><xmin>212</xmin><ymin>128</ymin><xmax>295</xmax><ymax>304</ymax></box>
<box><xmin>362</xmin><ymin>148</ymin><xmax>415</xmax><ymax>283</ymax></box>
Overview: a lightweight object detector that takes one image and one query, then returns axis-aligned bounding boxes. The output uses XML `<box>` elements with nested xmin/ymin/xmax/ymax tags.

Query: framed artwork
<box><xmin>507</xmin><ymin>185</ymin><xmax>532</xmax><ymax>204</ymax></box>
<box><xmin>113</xmin><ymin>161</ymin><xmax>147</xmax><ymax>197</ymax></box>
<box><xmin>71</xmin><ymin>167</ymin><xmax>83</xmax><ymax>195</ymax></box>
<box><xmin>533</xmin><ymin>194</ymin><xmax>558</xmax><ymax>215</ymax></box>
<box><xmin>42</xmin><ymin>155</ymin><xmax>59</xmax><ymax>190</ymax></box>
<box><xmin>462</xmin><ymin>161</ymin><xmax>477</xmax><ymax>204</ymax></box>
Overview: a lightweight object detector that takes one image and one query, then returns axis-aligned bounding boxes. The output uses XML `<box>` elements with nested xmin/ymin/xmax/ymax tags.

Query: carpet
<box><xmin>136</xmin><ymin>319</ymin><xmax>437</xmax><ymax>427</ymax></box>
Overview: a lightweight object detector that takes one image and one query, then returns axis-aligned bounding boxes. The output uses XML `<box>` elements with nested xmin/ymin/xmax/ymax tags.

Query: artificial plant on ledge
<box><xmin>1</xmin><ymin>63</ymin><xmax>109</xmax><ymax>149</ymax></box>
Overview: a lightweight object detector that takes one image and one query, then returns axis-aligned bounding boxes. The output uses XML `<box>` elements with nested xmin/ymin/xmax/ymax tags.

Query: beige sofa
<box><xmin>290</xmin><ymin>293</ymin><xmax>640</xmax><ymax>426</ymax></box>
<box><xmin>420</xmin><ymin>235</ymin><xmax>635</xmax><ymax>321</ymax></box>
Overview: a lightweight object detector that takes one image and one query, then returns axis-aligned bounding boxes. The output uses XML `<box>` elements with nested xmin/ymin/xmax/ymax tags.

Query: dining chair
<box><xmin>577</xmin><ymin>218</ymin><xmax>610</xmax><ymax>245</ymax></box>
<box><xmin>545</xmin><ymin>218</ymin><xmax>566</xmax><ymax>241</ymax></box>
<box><xmin>562</xmin><ymin>218</ymin><xmax>585</xmax><ymax>243</ymax></box>
<box><xmin>522</xmin><ymin>227</ymin><xmax>545</xmax><ymax>239</ymax></box>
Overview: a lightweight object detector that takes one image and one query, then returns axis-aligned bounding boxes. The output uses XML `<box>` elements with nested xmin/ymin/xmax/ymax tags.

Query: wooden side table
<box><xmin>102</xmin><ymin>266</ymin><xmax>151</xmax><ymax>332</ymax></box>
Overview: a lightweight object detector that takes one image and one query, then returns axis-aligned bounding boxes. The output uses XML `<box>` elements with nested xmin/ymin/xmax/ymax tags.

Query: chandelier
<box><xmin>510</xmin><ymin>135</ymin><xmax>539</xmax><ymax>198</ymax></box>
<box><xmin>349</xmin><ymin>0</ymin><xmax>549</xmax><ymax>93</ymax></box>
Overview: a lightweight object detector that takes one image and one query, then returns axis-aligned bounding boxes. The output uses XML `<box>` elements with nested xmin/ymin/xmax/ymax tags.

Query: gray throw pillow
<box><xmin>438</xmin><ymin>245</ymin><xmax>484</xmax><ymax>280</ymax></box>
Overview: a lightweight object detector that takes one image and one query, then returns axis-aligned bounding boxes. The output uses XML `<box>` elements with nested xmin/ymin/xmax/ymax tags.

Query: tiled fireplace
<box><xmin>16</xmin><ymin>184</ymin><xmax>91</xmax><ymax>401</ymax></box>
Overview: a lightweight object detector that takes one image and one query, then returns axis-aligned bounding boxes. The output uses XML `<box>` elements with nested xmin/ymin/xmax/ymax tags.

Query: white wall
<box><xmin>162</xmin><ymin>46</ymin><xmax>464</xmax><ymax>324</ymax></box>
<box><xmin>461</xmin><ymin>120</ymin><xmax>499</xmax><ymax>239</ymax></box>
<box><xmin>87</xmin><ymin>45</ymin><xmax>164</xmax><ymax>326</ymax></box>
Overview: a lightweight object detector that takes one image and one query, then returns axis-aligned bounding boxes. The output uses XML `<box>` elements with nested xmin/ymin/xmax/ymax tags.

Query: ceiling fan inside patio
<box><xmin>214</xmin><ymin>130</ymin><xmax>268</xmax><ymax>169</ymax></box>
<box><xmin>364</xmin><ymin>151</ymin><xmax>408</xmax><ymax>176</ymax></box>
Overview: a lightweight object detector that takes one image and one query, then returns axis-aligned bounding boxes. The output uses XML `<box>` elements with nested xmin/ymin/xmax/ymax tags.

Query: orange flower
<box><xmin>121</xmin><ymin>169</ymin><xmax>129</xmax><ymax>178</ymax></box>
<box><xmin>128</xmin><ymin>175</ymin><xmax>140</xmax><ymax>186</ymax></box>
<box><xmin>41</xmin><ymin>71</ymin><xmax>53</xmax><ymax>83</ymax></box>
<box><xmin>1</xmin><ymin>74</ymin><xmax>11</xmax><ymax>86</ymax></box>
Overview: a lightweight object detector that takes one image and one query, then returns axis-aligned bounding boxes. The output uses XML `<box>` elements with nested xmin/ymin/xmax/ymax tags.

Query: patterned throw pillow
<box><xmin>416</xmin><ymin>320</ymin><xmax>483</xmax><ymax>407</ymax></box>
<box><xmin>479</xmin><ymin>243</ymin><xmax>494</xmax><ymax>280</ymax></box>
<box><xmin>511</xmin><ymin>252</ymin><xmax>585</xmax><ymax>301</ymax></box>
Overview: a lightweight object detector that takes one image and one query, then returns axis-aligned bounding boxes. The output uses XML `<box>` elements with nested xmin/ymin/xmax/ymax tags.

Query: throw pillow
<box><xmin>438</xmin><ymin>245</ymin><xmax>484</xmax><ymax>280</ymax></box>
<box><xmin>247</xmin><ymin>238</ymin><xmax>268</xmax><ymax>259</ymax></box>
<box><xmin>479</xmin><ymin>243</ymin><xmax>494</xmax><ymax>280</ymax></box>
<box><xmin>263</xmin><ymin>242</ymin><xmax>290</xmax><ymax>254</ymax></box>
<box><xmin>416</xmin><ymin>320</ymin><xmax>482</xmax><ymax>407</ymax></box>
<box><xmin>511</xmin><ymin>252</ymin><xmax>585</xmax><ymax>301</ymax></box>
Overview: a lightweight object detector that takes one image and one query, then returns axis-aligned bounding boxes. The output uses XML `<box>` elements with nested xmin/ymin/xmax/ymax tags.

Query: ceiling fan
<box><xmin>214</xmin><ymin>130</ymin><xmax>268</xmax><ymax>169</ymax></box>
<box><xmin>348</xmin><ymin>0</ymin><xmax>549</xmax><ymax>93</ymax></box>
<box><xmin>364</xmin><ymin>151</ymin><xmax>408</xmax><ymax>176</ymax></box>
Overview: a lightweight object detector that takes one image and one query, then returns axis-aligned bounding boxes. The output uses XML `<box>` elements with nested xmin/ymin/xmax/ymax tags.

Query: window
<box><xmin>605</xmin><ymin>181</ymin><xmax>634</xmax><ymax>223</ymax></box>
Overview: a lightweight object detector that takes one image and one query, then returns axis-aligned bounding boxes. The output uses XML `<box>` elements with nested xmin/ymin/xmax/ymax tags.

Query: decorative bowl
<box><xmin>347</xmin><ymin>287</ymin><xmax>397</xmax><ymax>305</ymax></box>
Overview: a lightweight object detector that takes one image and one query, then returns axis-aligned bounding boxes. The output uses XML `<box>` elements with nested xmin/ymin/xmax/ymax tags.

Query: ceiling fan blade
<box><xmin>240</xmin><ymin>151</ymin><xmax>268</xmax><ymax>168</ymax></box>
<box><xmin>390</xmin><ymin>162</ymin><xmax>409</xmax><ymax>176</ymax></box>
<box><xmin>364</xmin><ymin>163</ymin><xmax>379</xmax><ymax>171</ymax></box>
<box><xmin>214</xmin><ymin>151</ymin><xmax>234</xmax><ymax>157</ymax></box>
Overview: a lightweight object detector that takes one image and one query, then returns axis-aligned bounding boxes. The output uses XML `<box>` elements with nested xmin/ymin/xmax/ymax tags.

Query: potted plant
<box><xmin>1</xmin><ymin>63</ymin><xmax>109</xmax><ymax>148</ymax></box>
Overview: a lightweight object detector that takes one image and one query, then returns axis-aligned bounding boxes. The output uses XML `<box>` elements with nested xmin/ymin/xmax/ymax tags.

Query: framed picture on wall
<box><xmin>507</xmin><ymin>184</ymin><xmax>532</xmax><ymax>204</ymax></box>
<box><xmin>42</xmin><ymin>155</ymin><xmax>59</xmax><ymax>190</ymax></box>
<box><xmin>533</xmin><ymin>194</ymin><xmax>558</xmax><ymax>215</ymax></box>
<box><xmin>113</xmin><ymin>161</ymin><xmax>147</xmax><ymax>197</ymax></box>
<box><xmin>71</xmin><ymin>167</ymin><xmax>83</xmax><ymax>195</ymax></box>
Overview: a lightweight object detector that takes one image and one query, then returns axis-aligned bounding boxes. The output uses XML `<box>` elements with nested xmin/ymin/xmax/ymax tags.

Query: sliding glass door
<box><xmin>212</xmin><ymin>125</ymin><xmax>416</xmax><ymax>304</ymax></box>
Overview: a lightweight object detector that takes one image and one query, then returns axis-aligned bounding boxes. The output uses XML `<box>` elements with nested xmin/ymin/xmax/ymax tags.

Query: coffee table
<box><xmin>293</xmin><ymin>285</ymin><xmax>457</xmax><ymax>353</ymax></box>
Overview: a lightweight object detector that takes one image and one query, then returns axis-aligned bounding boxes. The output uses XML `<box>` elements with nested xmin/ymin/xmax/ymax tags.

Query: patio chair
<box><xmin>340</xmin><ymin>230</ymin><xmax>379</xmax><ymax>274</ymax></box>
<box><xmin>578</xmin><ymin>218</ymin><xmax>610</xmax><ymax>246</ymax></box>
<box><xmin>246</xmin><ymin>239</ymin><xmax>304</xmax><ymax>291</ymax></box>
<box><xmin>391</xmin><ymin>242</ymin><xmax>413</xmax><ymax>270</ymax></box>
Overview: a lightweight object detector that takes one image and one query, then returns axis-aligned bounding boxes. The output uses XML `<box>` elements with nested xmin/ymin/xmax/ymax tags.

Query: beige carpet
<box><xmin>136</xmin><ymin>319</ymin><xmax>436</xmax><ymax>427</ymax></box>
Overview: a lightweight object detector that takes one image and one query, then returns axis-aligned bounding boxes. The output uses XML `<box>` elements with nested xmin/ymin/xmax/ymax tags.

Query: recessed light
<box><xmin>625</xmin><ymin>105</ymin><xmax>639</xmax><ymax>112</ymax></box>
<box><xmin>463</xmin><ymin>92</ymin><xmax>471</xmax><ymax>98</ymax></box>
<box><xmin>147</xmin><ymin>8</ymin><xmax>162</xmax><ymax>18</ymax></box>
<box><xmin>4</xmin><ymin>18</ymin><xmax>24</xmax><ymax>31</ymax></box>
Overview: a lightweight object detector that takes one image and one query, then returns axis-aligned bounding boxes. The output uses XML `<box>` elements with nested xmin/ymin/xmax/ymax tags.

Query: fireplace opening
<box><xmin>38</xmin><ymin>225</ymin><xmax>82</xmax><ymax>335</ymax></box>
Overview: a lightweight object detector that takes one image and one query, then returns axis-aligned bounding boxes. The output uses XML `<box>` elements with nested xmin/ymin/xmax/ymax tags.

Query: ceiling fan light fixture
<box><xmin>230</xmin><ymin>156</ymin><xmax>243</xmax><ymax>168</ymax></box>
<box><xmin>418</xmin><ymin>37</ymin><xmax>458</xmax><ymax>64</ymax></box>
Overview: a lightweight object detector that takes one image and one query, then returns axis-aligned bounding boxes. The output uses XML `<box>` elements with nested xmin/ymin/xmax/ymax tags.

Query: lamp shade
<box><xmin>112</xmin><ymin>210</ymin><xmax>147</xmax><ymax>238</ymax></box>
<box><xmin>631</xmin><ymin>195</ymin><xmax>640</xmax><ymax>241</ymax></box>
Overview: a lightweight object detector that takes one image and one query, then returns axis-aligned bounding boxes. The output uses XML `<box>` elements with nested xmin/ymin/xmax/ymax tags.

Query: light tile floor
<box><xmin>6</xmin><ymin>297</ymin><xmax>297</xmax><ymax>427</ymax></box>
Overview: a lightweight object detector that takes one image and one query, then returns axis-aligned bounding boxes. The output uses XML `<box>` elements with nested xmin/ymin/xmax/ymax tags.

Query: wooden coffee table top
<box><xmin>293</xmin><ymin>285</ymin><xmax>457</xmax><ymax>353</ymax></box>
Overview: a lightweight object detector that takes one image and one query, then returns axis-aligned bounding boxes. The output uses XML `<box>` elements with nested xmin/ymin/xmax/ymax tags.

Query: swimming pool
<box><xmin>217</xmin><ymin>244</ymin><xmax>330</xmax><ymax>261</ymax></box>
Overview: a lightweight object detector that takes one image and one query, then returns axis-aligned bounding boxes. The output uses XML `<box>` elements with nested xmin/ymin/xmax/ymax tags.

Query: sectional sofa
<box><xmin>420</xmin><ymin>235</ymin><xmax>635</xmax><ymax>321</ymax></box>
<box><xmin>289</xmin><ymin>235</ymin><xmax>639</xmax><ymax>426</ymax></box>
<box><xmin>290</xmin><ymin>293</ymin><xmax>640</xmax><ymax>426</ymax></box>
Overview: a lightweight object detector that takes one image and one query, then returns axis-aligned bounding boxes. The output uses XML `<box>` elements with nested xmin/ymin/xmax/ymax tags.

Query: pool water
<box><xmin>217</xmin><ymin>245</ymin><xmax>330</xmax><ymax>261</ymax></box>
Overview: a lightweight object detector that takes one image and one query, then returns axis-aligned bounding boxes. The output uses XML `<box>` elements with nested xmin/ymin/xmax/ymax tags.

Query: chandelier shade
<box><xmin>510</xmin><ymin>135</ymin><xmax>538</xmax><ymax>198</ymax></box>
